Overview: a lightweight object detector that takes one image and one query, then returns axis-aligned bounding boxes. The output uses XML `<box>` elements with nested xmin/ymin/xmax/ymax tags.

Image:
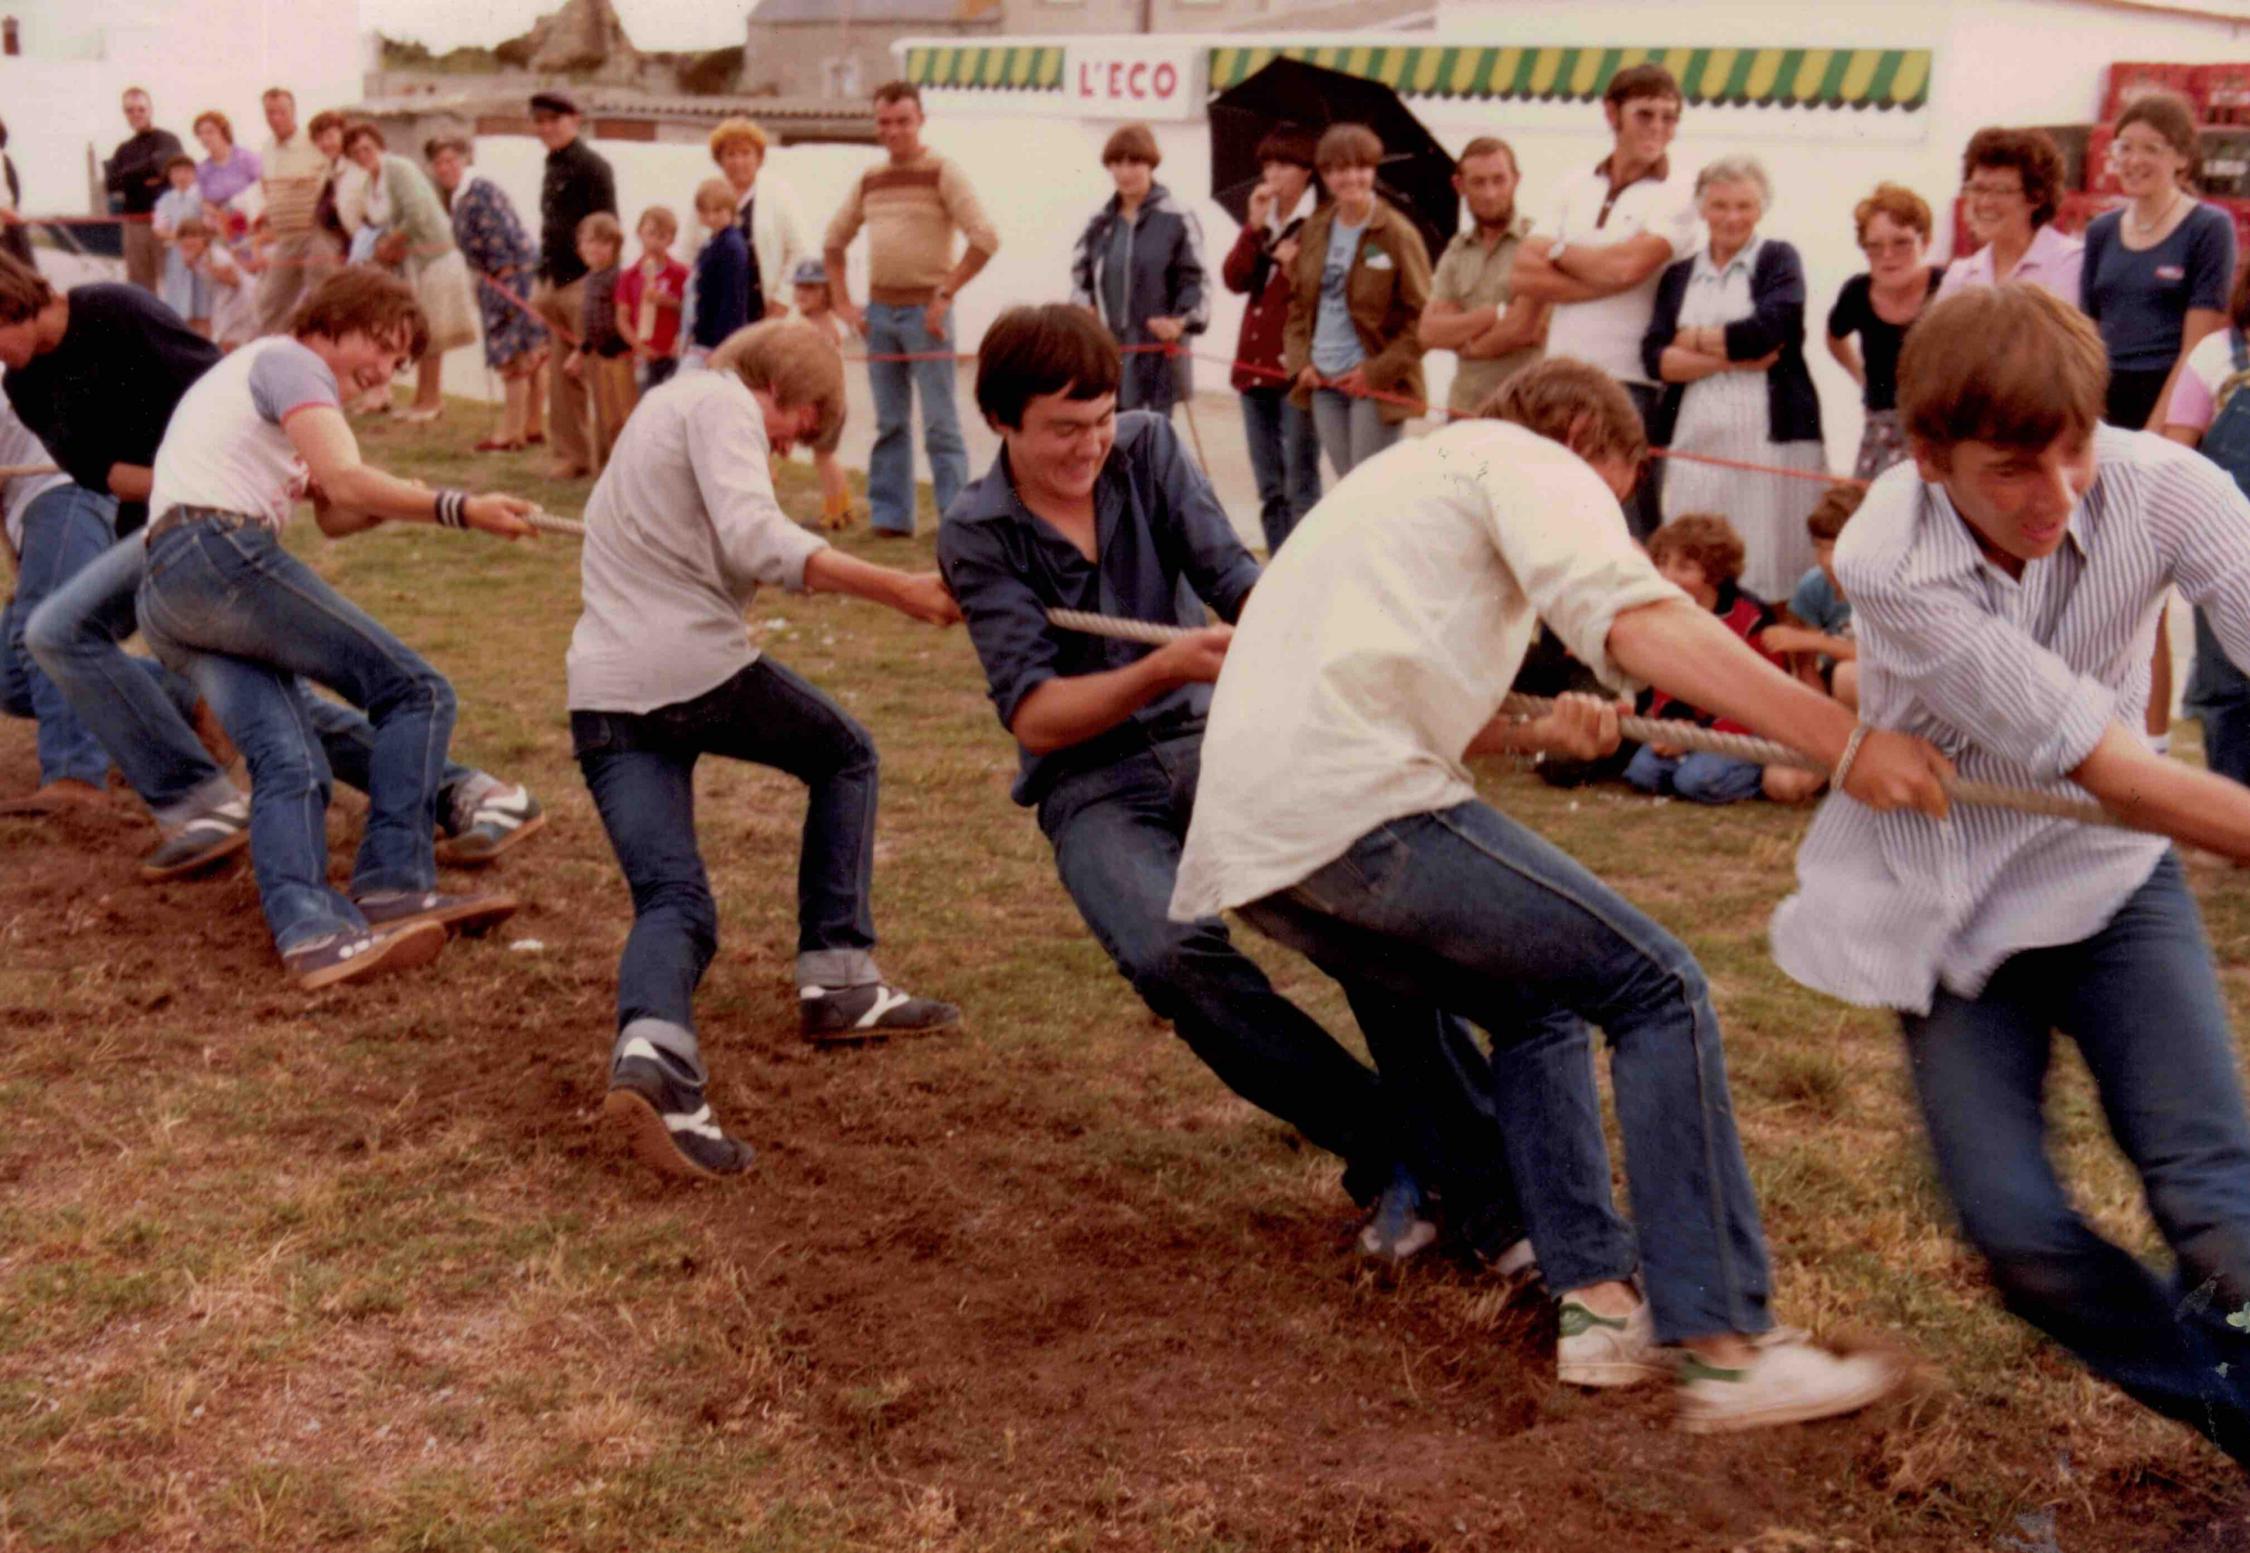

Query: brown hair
<box><xmin>708</xmin><ymin>117</ymin><xmax>770</xmax><ymax>161</ymax></box>
<box><xmin>0</xmin><ymin>253</ymin><xmax>55</xmax><ymax>324</ymax></box>
<box><xmin>974</xmin><ymin>303</ymin><xmax>1121</xmax><ymax>429</ymax></box>
<box><xmin>423</xmin><ymin>133</ymin><xmax>471</xmax><ymax>164</ymax></box>
<box><xmin>163</xmin><ymin>154</ymin><xmax>197</xmax><ymax>178</ymax></box>
<box><xmin>262</xmin><ymin>87</ymin><xmax>294</xmax><ymax>106</ymax></box>
<box><xmin>710</xmin><ymin>319</ymin><xmax>847</xmax><ymax>443</ymax></box>
<box><xmin>1315</xmin><ymin>123</ymin><xmax>1383</xmax><ymax>172</ymax></box>
<box><xmin>341</xmin><ymin>121</ymin><xmax>386</xmax><ymax>155</ymax></box>
<box><xmin>637</xmin><ymin>205</ymin><xmax>679</xmax><ymax>242</ymax></box>
<box><xmin>1960</xmin><ymin>127</ymin><xmax>2066</xmax><ymax>229</ymax></box>
<box><xmin>1474</xmin><ymin>357</ymin><xmax>1649</xmax><ymax>473</ymax></box>
<box><xmin>1806</xmin><ymin>484</ymin><xmax>1864</xmax><ymax>543</ymax></box>
<box><xmin>174</xmin><ymin>216</ymin><xmax>213</xmax><ymax>242</ymax></box>
<box><xmin>1254</xmin><ymin>127</ymin><xmax>1317</xmax><ymax>171</ymax></box>
<box><xmin>1899</xmin><ymin>284</ymin><xmax>2106</xmax><ymax>459</ymax></box>
<box><xmin>1455</xmin><ymin>136</ymin><xmax>1519</xmax><ymax>177</ymax></box>
<box><xmin>1604</xmin><ymin>63</ymin><xmax>1683</xmax><ymax>111</ymax></box>
<box><xmin>576</xmin><ymin>211</ymin><xmax>624</xmax><ymax>256</ymax></box>
<box><xmin>693</xmin><ymin>177</ymin><xmax>736</xmax><ymax>214</ymax></box>
<box><xmin>309</xmin><ymin>110</ymin><xmax>350</xmax><ymax>142</ymax></box>
<box><xmin>2115</xmin><ymin>90</ymin><xmax>2201</xmax><ymax>187</ymax></box>
<box><xmin>1101</xmin><ymin>123</ymin><xmax>1161</xmax><ymax>169</ymax></box>
<box><xmin>1853</xmin><ymin>181</ymin><xmax>1932</xmax><ymax>244</ymax></box>
<box><xmin>1647</xmin><ymin>514</ymin><xmax>1746</xmax><ymax>587</ymax></box>
<box><xmin>290</xmin><ymin>266</ymin><xmax>430</xmax><ymax>358</ymax></box>
<box><xmin>872</xmin><ymin>80</ymin><xmax>922</xmax><ymax>110</ymax></box>
<box><xmin>192</xmin><ymin>111</ymin><xmax>233</xmax><ymax>146</ymax></box>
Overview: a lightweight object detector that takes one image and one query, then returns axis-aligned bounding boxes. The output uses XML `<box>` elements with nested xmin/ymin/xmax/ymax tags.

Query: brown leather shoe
<box><xmin>0</xmin><ymin>779</ymin><xmax>110</xmax><ymax>817</ymax></box>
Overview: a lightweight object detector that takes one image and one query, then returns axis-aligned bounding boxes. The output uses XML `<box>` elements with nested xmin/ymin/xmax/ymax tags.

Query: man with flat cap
<box><xmin>530</xmin><ymin>91</ymin><xmax>616</xmax><ymax>480</ymax></box>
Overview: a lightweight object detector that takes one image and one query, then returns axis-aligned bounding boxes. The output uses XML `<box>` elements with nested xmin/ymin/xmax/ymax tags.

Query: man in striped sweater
<box><xmin>822</xmin><ymin>81</ymin><xmax>999</xmax><ymax>538</ymax></box>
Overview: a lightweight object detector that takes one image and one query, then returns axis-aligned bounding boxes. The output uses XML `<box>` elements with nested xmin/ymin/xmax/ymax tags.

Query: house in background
<box><xmin>740</xmin><ymin>0</ymin><xmax>1432</xmax><ymax>100</ymax></box>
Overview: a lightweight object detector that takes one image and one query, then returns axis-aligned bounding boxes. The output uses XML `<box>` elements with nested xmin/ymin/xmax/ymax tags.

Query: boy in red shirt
<box><xmin>615</xmin><ymin>205</ymin><xmax>687</xmax><ymax>392</ymax></box>
<box><xmin>1626</xmin><ymin>514</ymin><xmax>1824</xmax><ymax>803</ymax></box>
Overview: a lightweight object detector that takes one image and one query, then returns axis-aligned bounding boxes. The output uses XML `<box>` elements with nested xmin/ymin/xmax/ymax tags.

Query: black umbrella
<box><xmin>1209</xmin><ymin>57</ymin><xmax>1457</xmax><ymax>259</ymax></box>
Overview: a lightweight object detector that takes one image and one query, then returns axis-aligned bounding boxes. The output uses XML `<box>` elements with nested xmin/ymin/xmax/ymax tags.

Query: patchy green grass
<box><xmin>0</xmin><ymin>394</ymin><xmax>2243</xmax><ymax>1550</ymax></box>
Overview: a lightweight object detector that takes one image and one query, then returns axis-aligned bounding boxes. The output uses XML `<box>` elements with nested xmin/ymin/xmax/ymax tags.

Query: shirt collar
<box><xmin>1594</xmin><ymin>153</ymin><xmax>1669</xmax><ymax>191</ymax></box>
<box><xmin>959</xmin><ymin>440</ymin><xmax>1127</xmax><ymax>538</ymax></box>
<box><xmin>1266</xmin><ymin>185</ymin><xmax>1316</xmax><ymax>237</ymax></box>
<box><xmin>1692</xmin><ymin>236</ymin><xmax>1761</xmax><ymax>281</ymax></box>
<box><xmin>735</xmin><ymin>184</ymin><xmax>756</xmax><ymax>214</ymax></box>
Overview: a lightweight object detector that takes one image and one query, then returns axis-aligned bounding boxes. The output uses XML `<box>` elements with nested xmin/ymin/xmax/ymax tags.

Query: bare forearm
<box><xmin>1552</xmin><ymin>243</ymin><xmax>1653</xmax><ymax>294</ymax></box>
<box><xmin>1474</xmin><ymin>298</ymin><xmax>1548</xmax><ymax>356</ymax></box>
<box><xmin>1009</xmin><ymin>660</ymin><xmax>1181</xmax><ymax>755</ymax></box>
<box><xmin>823</xmin><ymin>247</ymin><xmax>852</xmax><ymax>308</ymax></box>
<box><xmin>106</xmin><ymin>463</ymin><xmax>153</xmax><ymax>501</ymax></box>
<box><xmin>322</xmin><ymin>465</ymin><xmax>448</xmax><ymax>523</ymax></box>
<box><xmin>803</xmin><ymin>547</ymin><xmax>913</xmax><ymax>609</ymax></box>
<box><xmin>1608</xmin><ymin>599</ymin><xmax>1855</xmax><ymax>766</ymax></box>
<box><xmin>2074</xmin><ymin>723</ymin><xmax>2250</xmax><ymax>856</ymax></box>
<box><xmin>1659</xmin><ymin>346</ymin><xmax>1726</xmax><ymax>384</ymax></box>
<box><xmin>946</xmin><ymin>246</ymin><xmax>993</xmax><ymax>296</ymax></box>
<box><xmin>1418</xmin><ymin>304</ymin><xmax>1495</xmax><ymax>351</ymax></box>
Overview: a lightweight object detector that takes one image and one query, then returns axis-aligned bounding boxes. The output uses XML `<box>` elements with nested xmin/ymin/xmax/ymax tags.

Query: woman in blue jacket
<box><xmin>1643</xmin><ymin>155</ymin><xmax>1826</xmax><ymax>605</ymax></box>
<box><xmin>1069</xmin><ymin>124</ymin><xmax>1209</xmax><ymax>417</ymax></box>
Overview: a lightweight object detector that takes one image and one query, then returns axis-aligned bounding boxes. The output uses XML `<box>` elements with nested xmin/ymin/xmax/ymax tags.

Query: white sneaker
<box><xmin>1556</xmin><ymin>1296</ymin><xmax>1667</xmax><ymax>1388</ymax></box>
<box><xmin>1675</xmin><ymin>1338</ymin><xmax>1903</xmax><ymax>1433</ymax></box>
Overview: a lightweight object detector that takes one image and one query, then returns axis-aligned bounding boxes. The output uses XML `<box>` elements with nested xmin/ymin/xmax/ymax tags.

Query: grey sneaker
<box><xmin>800</xmin><ymin>982</ymin><xmax>961</xmax><ymax>1044</ymax></box>
<box><xmin>1675</xmin><ymin>1338</ymin><xmax>1903</xmax><ymax>1433</ymax></box>
<box><xmin>604</xmin><ymin>1033</ymin><xmax>754</xmax><ymax>1181</ymax></box>
<box><xmin>141</xmin><ymin>795</ymin><xmax>252</xmax><ymax>882</ymax></box>
<box><xmin>435</xmin><ymin>779</ymin><xmax>545</xmax><ymax>867</ymax></box>
<box><xmin>283</xmin><ymin>920</ymin><xmax>447</xmax><ymax>992</ymax></box>
<box><xmin>356</xmin><ymin>888</ymin><xmax>519</xmax><ymax>938</ymax></box>
<box><xmin>1556</xmin><ymin>1295</ymin><xmax>1668</xmax><ymax>1389</ymax></box>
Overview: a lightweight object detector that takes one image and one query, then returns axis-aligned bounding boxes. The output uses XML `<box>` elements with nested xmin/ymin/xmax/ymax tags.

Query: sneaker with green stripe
<box><xmin>1555</xmin><ymin>1295</ymin><xmax>1667</xmax><ymax>1388</ymax></box>
<box><xmin>1675</xmin><ymin>1337</ymin><xmax>1903</xmax><ymax>1433</ymax></box>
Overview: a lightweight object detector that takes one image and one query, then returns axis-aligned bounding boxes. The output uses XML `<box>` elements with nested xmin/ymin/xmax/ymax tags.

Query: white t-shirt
<box><xmin>147</xmin><ymin>336</ymin><xmax>339</xmax><ymax>533</ymax></box>
<box><xmin>1168</xmin><ymin>421</ymin><xmax>1685</xmax><ymax>921</ymax></box>
<box><xmin>1541</xmin><ymin>160</ymin><xmax>1698</xmax><ymax>386</ymax></box>
<box><xmin>0</xmin><ymin>381</ymin><xmax>70</xmax><ymax>555</ymax></box>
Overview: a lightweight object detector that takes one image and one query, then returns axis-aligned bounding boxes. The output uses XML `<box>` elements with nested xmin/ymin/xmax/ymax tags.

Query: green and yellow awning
<box><xmin>1205</xmin><ymin>44</ymin><xmax>1930</xmax><ymax>111</ymax></box>
<box><xmin>902</xmin><ymin>45</ymin><xmax>1064</xmax><ymax>91</ymax></box>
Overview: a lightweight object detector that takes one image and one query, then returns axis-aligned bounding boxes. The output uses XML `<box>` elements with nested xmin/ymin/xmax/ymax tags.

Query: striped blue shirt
<box><xmin>1772</xmin><ymin>424</ymin><xmax>2250</xmax><ymax>1013</ymax></box>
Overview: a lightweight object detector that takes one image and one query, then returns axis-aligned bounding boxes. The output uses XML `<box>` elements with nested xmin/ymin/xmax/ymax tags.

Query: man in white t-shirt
<box><xmin>1511</xmin><ymin>63</ymin><xmax>1698</xmax><ymax>540</ymax></box>
<box><xmin>1169</xmin><ymin>358</ymin><xmax>1954</xmax><ymax>1433</ymax></box>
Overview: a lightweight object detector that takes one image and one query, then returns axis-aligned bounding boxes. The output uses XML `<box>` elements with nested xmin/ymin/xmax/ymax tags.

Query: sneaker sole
<box><xmin>294</xmin><ymin>920</ymin><xmax>448</xmax><ymax>992</ymax></box>
<box><xmin>602</xmin><ymin>1087</ymin><xmax>736</xmax><ymax>1183</ymax></box>
<box><xmin>368</xmin><ymin>895</ymin><xmax>522</xmax><ymax>940</ymax></box>
<box><xmin>1675</xmin><ymin>1356</ymin><xmax>1904</xmax><ymax>1433</ymax></box>
<box><xmin>140</xmin><ymin>827</ymin><xmax>251</xmax><ymax>883</ymax></box>
<box><xmin>802</xmin><ymin>1011</ymin><xmax>964</xmax><ymax>1047</ymax></box>
<box><xmin>1557</xmin><ymin>1357</ymin><xmax>1671</xmax><ymax>1389</ymax></box>
<box><xmin>435</xmin><ymin>809</ymin><xmax>549</xmax><ymax>868</ymax></box>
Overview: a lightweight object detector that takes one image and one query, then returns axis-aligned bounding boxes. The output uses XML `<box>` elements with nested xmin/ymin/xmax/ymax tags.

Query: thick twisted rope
<box><xmin>524</xmin><ymin>510</ymin><xmax>587</xmax><ymax>539</ymax></box>
<box><xmin>1044</xmin><ymin>608</ymin><xmax>2115</xmax><ymax>827</ymax></box>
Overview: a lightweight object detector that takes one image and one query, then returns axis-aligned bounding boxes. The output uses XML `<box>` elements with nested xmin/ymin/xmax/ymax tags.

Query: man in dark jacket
<box><xmin>530</xmin><ymin>91</ymin><xmax>616</xmax><ymax>481</ymax></box>
<box><xmin>1067</xmin><ymin>124</ymin><xmax>1208</xmax><ymax>420</ymax></box>
<box><xmin>939</xmin><ymin>303</ymin><xmax>1530</xmax><ymax>1269</ymax></box>
<box><xmin>103</xmin><ymin>88</ymin><xmax>184</xmax><ymax>294</ymax></box>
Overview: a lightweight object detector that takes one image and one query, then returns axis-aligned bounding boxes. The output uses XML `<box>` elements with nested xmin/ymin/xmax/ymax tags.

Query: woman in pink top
<box><xmin>1936</xmin><ymin>128</ymin><xmax>2083</xmax><ymax>305</ymax></box>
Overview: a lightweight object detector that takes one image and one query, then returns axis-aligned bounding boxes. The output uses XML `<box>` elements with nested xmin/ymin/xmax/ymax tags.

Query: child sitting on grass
<box><xmin>1762</xmin><ymin>484</ymin><xmax>1863</xmax><ymax>711</ymax></box>
<box><xmin>789</xmin><ymin>258</ymin><xmax>858</xmax><ymax>532</ymax></box>
<box><xmin>1627</xmin><ymin>514</ymin><xmax>1825</xmax><ymax>804</ymax></box>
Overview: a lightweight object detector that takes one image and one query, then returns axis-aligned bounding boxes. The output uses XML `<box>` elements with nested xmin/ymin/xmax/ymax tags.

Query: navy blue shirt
<box><xmin>938</xmin><ymin>411</ymin><xmax>1261</xmax><ymax>806</ymax></box>
<box><xmin>2081</xmin><ymin>202</ymin><xmax>2236</xmax><ymax>372</ymax></box>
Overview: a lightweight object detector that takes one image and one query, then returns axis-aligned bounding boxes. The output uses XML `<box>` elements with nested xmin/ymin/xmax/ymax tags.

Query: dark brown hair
<box><xmin>2115</xmin><ymin>90</ymin><xmax>2201</xmax><ymax>187</ymax></box>
<box><xmin>1475</xmin><ymin>357</ymin><xmax>1649</xmax><ymax>472</ymax></box>
<box><xmin>1605</xmin><ymin>63</ymin><xmax>1683</xmax><ymax>111</ymax></box>
<box><xmin>1315</xmin><ymin>123</ymin><xmax>1383</xmax><ymax>172</ymax></box>
<box><xmin>1899</xmin><ymin>284</ymin><xmax>2106</xmax><ymax>458</ymax></box>
<box><xmin>576</xmin><ymin>211</ymin><xmax>624</xmax><ymax>255</ymax></box>
<box><xmin>1853</xmin><ymin>182</ymin><xmax>1932</xmax><ymax>244</ymax></box>
<box><xmin>1960</xmin><ymin>127</ymin><xmax>2066</xmax><ymax>229</ymax></box>
<box><xmin>341</xmin><ymin>121</ymin><xmax>386</xmax><ymax>155</ymax></box>
<box><xmin>163</xmin><ymin>154</ymin><xmax>197</xmax><ymax>178</ymax></box>
<box><xmin>975</xmin><ymin>304</ymin><xmax>1121</xmax><ymax>429</ymax></box>
<box><xmin>1455</xmin><ymin>136</ymin><xmax>1519</xmax><ymax>177</ymax></box>
<box><xmin>872</xmin><ymin>80</ymin><xmax>922</xmax><ymax>110</ymax></box>
<box><xmin>0</xmin><ymin>253</ymin><xmax>54</xmax><ymax>324</ymax></box>
<box><xmin>291</xmin><ymin>266</ymin><xmax>430</xmax><ymax>359</ymax></box>
<box><xmin>1806</xmin><ymin>484</ymin><xmax>1864</xmax><ymax>543</ymax></box>
<box><xmin>423</xmin><ymin>133</ymin><xmax>471</xmax><ymax>164</ymax></box>
<box><xmin>308</xmin><ymin>110</ymin><xmax>350</xmax><ymax>142</ymax></box>
<box><xmin>1101</xmin><ymin>123</ymin><xmax>1160</xmax><ymax>169</ymax></box>
<box><xmin>1254</xmin><ymin>127</ymin><xmax>1317</xmax><ymax>171</ymax></box>
<box><xmin>1647</xmin><ymin>514</ymin><xmax>1746</xmax><ymax>587</ymax></box>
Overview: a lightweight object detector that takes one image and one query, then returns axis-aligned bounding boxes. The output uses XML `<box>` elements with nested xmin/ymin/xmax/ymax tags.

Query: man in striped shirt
<box><xmin>1774</xmin><ymin>283</ymin><xmax>2250</xmax><ymax>1469</ymax></box>
<box><xmin>251</xmin><ymin>89</ymin><xmax>339</xmax><ymax>338</ymax></box>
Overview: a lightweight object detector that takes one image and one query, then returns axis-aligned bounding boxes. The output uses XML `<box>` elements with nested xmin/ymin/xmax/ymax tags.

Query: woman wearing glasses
<box><xmin>1825</xmin><ymin>183</ymin><xmax>1944</xmax><ymax>481</ymax></box>
<box><xmin>1937</xmin><ymin>128</ymin><xmax>2082</xmax><ymax>304</ymax></box>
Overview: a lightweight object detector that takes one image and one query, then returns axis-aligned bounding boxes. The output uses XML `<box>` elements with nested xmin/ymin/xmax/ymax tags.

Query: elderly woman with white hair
<box><xmin>1641</xmin><ymin>154</ymin><xmax>1826</xmax><ymax>603</ymax></box>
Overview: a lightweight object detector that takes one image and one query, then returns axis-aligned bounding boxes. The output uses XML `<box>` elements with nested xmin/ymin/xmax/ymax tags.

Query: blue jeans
<box><xmin>24</xmin><ymin>531</ymin><xmax>234</xmax><ymax>827</ymax></box>
<box><xmin>1902</xmin><ymin>853</ymin><xmax>2250</xmax><ymax>1465</ymax></box>
<box><xmin>573</xmin><ymin>657</ymin><xmax>882</xmax><ymax>1049</ymax></box>
<box><xmin>302</xmin><ymin>693</ymin><xmax>477</xmax><ymax>831</ymax></box>
<box><xmin>9</xmin><ymin>486</ymin><xmax>135</xmax><ymax>787</ymax></box>
<box><xmin>1624</xmin><ymin>744</ymin><xmax>1764</xmax><ymax>805</ymax></box>
<box><xmin>864</xmin><ymin>301</ymin><xmax>968</xmax><ymax>535</ymax></box>
<box><xmin>138</xmin><ymin>516</ymin><xmax>454</xmax><ymax>950</ymax></box>
<box><xmin>1309</xmin><ymin>388</ymin><xmax>1400</xmax><ymax>479</ymax></box>
<box><xmin>1238</xmin><ymin>387</ymin><xmax>1321</xmax><ymax>555</ymax></box>
<box><xmin>1040</xmin><ymin>737</ymin><xmax>1520</xmax><ymax>1217</ymax></box>
<box><xmin>1240</xmin><ymin>801</ymin><xmax>1774</xmax><ymax>1342</ymax></box>
<box><xmin>2188</xmin><ymin>605</ymin><xmax>2250</xmax><ymax>787</ymax></box>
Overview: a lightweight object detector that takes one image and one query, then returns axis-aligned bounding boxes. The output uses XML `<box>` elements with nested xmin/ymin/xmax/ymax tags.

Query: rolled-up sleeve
<box><xmin>687</xmin><ymin>392</ymin><xmax>827</xmax><ymax>597</ymax></box>
<box><xmin>1482</xmin><ymin>451</ymin><xmax>1682</xmax><ymax>687</ymax></box>
<box><xmin>1842</xmin><ymin>549</ymin><xmax>2115</xmax><ymax>779</ymax></box>
<box><xmin>937</xmin><ymin>520</ymin><xmax>1060</xmax><ymax>731</ymax></box>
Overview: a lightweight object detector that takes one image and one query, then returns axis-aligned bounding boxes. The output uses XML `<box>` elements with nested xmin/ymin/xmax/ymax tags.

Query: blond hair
<box><xmin>710</xmin><ymin>320</ymin><xmax>846</xmax><ymax>445</ymax></box>
<box><xmin>693</xmin><ymin>177</ymin><xmax>736</xmax><ymax>215</ymax></box>
<box><xmin>637</xmin><ymin>205</ymin><xmax>678</xmax><ymax>242</ymax></box>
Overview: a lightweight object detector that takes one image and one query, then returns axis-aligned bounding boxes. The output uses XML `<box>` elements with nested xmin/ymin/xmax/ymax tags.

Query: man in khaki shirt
<box><xmin>252</xmin><ymin>88</ymin><xmax>338</xmax><ymax>337</ymax></box>
<box><xmin>1418</xmin><ymin>138</ymin><xmax>1547</xmax><ymax>419</ymax></box>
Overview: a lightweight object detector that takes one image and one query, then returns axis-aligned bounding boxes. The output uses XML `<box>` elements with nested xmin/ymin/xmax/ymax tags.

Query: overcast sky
<box><xmin>363</xmin><ymin>0</ymin><xmax>751</xmax><ymax>54</ymax></box>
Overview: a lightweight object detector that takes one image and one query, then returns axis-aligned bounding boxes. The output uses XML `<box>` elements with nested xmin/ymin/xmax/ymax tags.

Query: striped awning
<box><xmin>1206</xmin><ymin>44</ymin><xmax>1931</xmax><ymax>112</ymax></box>
<box><xmin>902</xmin><ymin>44</ymin><xmax>1064</xmax><ymax>91</ymax></box>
